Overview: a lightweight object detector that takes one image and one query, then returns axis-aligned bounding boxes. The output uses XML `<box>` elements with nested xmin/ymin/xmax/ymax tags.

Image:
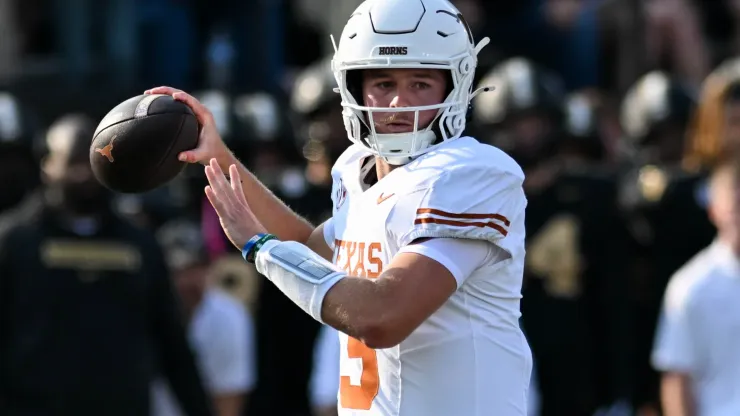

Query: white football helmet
<box><xmin>331</xmin><ymin>0</ymin><xmax>491</xmax><ymax>165</ymax></box>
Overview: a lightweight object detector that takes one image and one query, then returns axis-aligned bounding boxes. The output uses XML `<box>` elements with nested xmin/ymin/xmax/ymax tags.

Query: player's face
<box><xmin>361</xmin><ymin>69</ymin><xmax>447</xmax><ymax>134</ymax></box>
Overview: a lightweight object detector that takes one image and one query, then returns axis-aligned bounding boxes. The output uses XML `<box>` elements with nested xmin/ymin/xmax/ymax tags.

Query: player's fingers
<box><xmin>178</xmin><ymin>150</ymin><xmax>196</xmax><ymax>163</ymax></box>
<box><xmin>145</xmin><ymin>86</ymin><xmax>182</xmax><ymax>96</ymax></box>
<box><xmin>171</xmin><ymin>91</ymin><xmax>213</xmax><ymax>126</ymax></box>
<box><xmin>205</xmin><ymin>167</ymin><xmax>238</xmax><ymax>214</ymax></box>
<box><xmin>229</xmin><ymin>165</ymin><xmax>249</xmax><ymax>207</ymax></box>
<box><xmin>146</xmin><ymin>88</ymin><xmax>212</xmax><ymax>127</ymax></box>
<box><xmin>204</xmin><ymin>185</ymin><xmax>228</xmax><ymax>218</ymax></box>
<box><xmin>178</xmin><ymin>147</ymin><xmax>209</xmax><ymax>164</ymax></box>
<box><xmin>205</xmin><ymin>159</ymin><xmax>238</xmax><ymax>205</ymax></box>
<box><xmin>204</xmin><ymin>164</ymin><xmax>229</xmax><ymax>197</ymax></box>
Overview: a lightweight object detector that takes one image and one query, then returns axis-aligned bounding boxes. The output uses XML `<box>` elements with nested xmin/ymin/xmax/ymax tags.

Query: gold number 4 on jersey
<box><xmin>526</xmin><ymin>214</ymin><xmax>583</xmax><ymax>299</ymax></box>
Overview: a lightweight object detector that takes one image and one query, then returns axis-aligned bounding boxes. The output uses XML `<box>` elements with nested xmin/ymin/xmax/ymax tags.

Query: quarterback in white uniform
<box><xmin>146</xmin><ymin>0</ymin><xmax>532</xmax><ymax>414</ymax></box>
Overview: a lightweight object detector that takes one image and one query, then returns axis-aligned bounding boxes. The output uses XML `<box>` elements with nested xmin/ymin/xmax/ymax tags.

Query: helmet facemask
<box><xmin>341</xmin><ymin>68</ymin><xmax>468</xmax><ymax>165</ymax></box>
<box><xmin>334</xmin><ymin>53</ymin><xmax>486</xmax><ymax>165</ymax></box>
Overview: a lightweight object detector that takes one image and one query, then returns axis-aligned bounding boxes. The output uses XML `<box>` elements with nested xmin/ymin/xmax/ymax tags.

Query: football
<box><xmin>89</xmin><ymin>94</ymin><xmax>199</xmax><ymax>194</ymax></box>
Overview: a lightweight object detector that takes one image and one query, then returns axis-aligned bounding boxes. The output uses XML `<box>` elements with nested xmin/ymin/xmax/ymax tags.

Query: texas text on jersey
<box><xmin>327</xmin><ymin>137</ymin><xmax>532</xmax><ymax>415</ymax></box>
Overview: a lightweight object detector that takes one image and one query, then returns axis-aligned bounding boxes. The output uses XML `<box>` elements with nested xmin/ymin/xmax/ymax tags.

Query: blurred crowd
<box><xmin>2</xmin><ymin>0</ymin><xmax>740</xmax><ymax>415</ymax></box>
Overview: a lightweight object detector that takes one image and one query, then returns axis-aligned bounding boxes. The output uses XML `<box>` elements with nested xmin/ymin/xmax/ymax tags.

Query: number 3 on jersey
<box><xmin>340</xmin><ymin>337</ymin><xmax>380</xmax><ymax>410</ymax></box>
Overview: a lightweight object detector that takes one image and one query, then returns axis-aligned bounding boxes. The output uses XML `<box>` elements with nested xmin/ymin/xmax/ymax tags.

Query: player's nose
<box><xmin>389</xmin><ymin>91</ymin><xmax>411</xmax><ymax>108</ymax></box>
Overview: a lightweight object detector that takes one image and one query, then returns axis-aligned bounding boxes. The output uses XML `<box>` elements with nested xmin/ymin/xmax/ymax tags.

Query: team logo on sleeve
<box><xmin>334</xmin><ymin>179</ymin><xmax>348</xmax><ymax>210</ymax></box>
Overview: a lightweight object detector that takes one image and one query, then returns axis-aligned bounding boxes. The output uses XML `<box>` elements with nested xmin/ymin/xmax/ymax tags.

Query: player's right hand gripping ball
<box><xmin>89</xmin><ymin>94</ymin><xmax>199</xmax><ymax>193</ymax></box>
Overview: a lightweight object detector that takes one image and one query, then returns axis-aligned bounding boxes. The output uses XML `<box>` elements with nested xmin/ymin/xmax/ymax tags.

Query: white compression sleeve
<box><xmin>254</xmin><ymin>239</ymin><xmax>346</xmax><ymax>323</ymax></box>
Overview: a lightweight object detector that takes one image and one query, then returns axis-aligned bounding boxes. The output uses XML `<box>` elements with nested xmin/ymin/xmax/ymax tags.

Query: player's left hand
<box><xmin>204</xmin><ymin>158</ymin><xmax>267</xmax><ymax>249</ymax></box>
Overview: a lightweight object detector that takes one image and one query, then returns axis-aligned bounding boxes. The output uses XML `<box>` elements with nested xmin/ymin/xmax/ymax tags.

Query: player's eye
<box><xmin>375</xmin><ymin>81</ymin><xmax>394</xmax><ymax>89</ymax></box>
<box><xmin>412</xmin><ymin>82</ymin><xmax>431</xmax><ymax>90</ymax></box>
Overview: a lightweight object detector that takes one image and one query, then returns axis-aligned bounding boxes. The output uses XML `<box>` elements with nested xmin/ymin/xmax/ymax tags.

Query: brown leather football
<box><xmin>90</xmin><ymin>94</ymin><xmax>199</xmax><ymax>194</ymax></box>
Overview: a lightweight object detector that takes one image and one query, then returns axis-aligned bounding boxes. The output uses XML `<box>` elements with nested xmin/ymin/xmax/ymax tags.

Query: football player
<box><xmin>147</xmin><ymin>0</ymin><xmax>533</xmax><ymax>414</ymax></box>
<box><xmin>291</xmin><ymin>54</ymin><xmax>349</xmax><ymax>168</ymax></box>
<box><xmin>471</xmin><ymin>57</ymin><xmax>565</xmax><ymax>176</ymax></box>
<box><xmin>289</xmin><ymin>56</ymin><xmax>348</xmax><ymax>220</ymax></box>
<box><xmin>617</xmin><ymin>70</ymin><xmax>712</xmax><ymax>413</ymax></box>
<box><xmin>559</xmin><ymin>91</ymin><xmax>608</xmax><ymax>164</ymax></box>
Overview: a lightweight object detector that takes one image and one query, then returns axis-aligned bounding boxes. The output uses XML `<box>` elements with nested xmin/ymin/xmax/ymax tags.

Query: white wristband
<box><xmin>254</xmin><ymin>239</ymin><xmax>346</xmax><ymax>323</ymax></box>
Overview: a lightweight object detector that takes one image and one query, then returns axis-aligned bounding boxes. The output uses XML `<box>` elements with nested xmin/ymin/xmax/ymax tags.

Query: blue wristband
<box><xmin>242</xmin><ymin>233</ymin><xmax>267</xmax><ymax>261</ymax></box>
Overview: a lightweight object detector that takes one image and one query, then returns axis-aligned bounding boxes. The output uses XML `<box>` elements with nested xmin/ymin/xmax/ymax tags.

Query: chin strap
<box><xmin>471</xmin><ymin>85</ymin><xmax>495</xmax><ymax>99</ymax></box>
<box><xmin>470</xmin><ymin>36</ymin><xmax>493</xmax><ymax>100</ymax></box>
<box><xmin>474</xmin><ymin>37</ymin><xmax>490</xmax><ymax>55</ymax></box>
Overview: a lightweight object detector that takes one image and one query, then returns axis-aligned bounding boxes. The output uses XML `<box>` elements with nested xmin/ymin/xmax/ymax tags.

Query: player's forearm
<box><xmin>320</xmin><ymin>275</ymin><xmax>407</xmax><ymax>349</ymax></box>
<box><xmin>253</xmin><ymin>241</ymin><xmax>421</xmax><ymax>349</ymax></box>
<box><xmin>218</xmin><ymin>151</ymin><xmax>314</xmax><ymax>244</ymax></box>
<box><xmin>661</xmin><ymin>373</ymin><xmax>695</xmax><ymax>416</ymax></box>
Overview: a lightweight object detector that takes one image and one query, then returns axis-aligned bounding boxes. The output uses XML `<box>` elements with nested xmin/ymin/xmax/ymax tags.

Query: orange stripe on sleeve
<box><xmin>413</xmin><ymin>217</ymin><xmax>508</xmax><ymax>236</ymax></box>
<box><xmin>415</xmin><ymin>208</ymin><xmax>511</xmax><ymax>226</ymax></box>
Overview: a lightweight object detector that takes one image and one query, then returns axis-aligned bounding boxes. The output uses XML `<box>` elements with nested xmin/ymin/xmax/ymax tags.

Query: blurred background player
<box><xmin>559</xmin><ymin>91</ymin><xmax>609</xmax><ymax>165</ymax></box>
<box><xmin>152</xmin><ymin>219</ymin><xmax>254</xmax><ymax>416</ymax></box>
<box><xmin>619</xmin><ymin>71</ymin><xmax>696</xmax><ymax>167</ymax></box>
<box><xmin>0</xmin><ymin>114</ymin><xmax>212</xmax><ymax>416</ymax></box>
<box><xmin>616</xmin><ymin>69</ymin><xmax>713</xmax><ymax>414</ymax></box>
<box><xmin>473</xmin><ymin>57</ymin><xmax>631</xmax><ymax>416</ymax></box>
<box><xmin>290</xmin><ymin>54</ymin><xmax>350</xmax><ymax>176</ymax></box>
<box><xmin>472</xmin><ymin>57</ymin><xmax>565</xmax><ymax>186</ymax></box>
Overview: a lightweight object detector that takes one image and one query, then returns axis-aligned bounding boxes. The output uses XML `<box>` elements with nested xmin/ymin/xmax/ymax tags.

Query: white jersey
<box><xmin>327</xmin><ymin>137</ymin><xmax>532</xmax><ymax>416</ymax></box>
